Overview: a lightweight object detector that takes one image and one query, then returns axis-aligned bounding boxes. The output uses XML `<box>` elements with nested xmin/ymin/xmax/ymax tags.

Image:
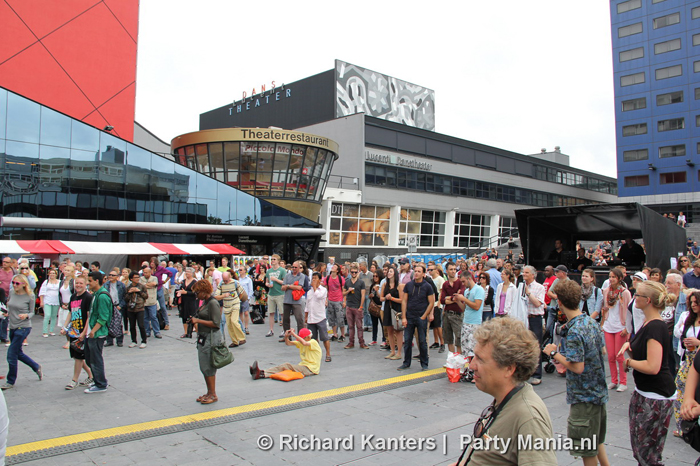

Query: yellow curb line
<box><xmin>8</xmin><ymin>368</ymin><xmax>444</xmax><ymax>456</ymax></box>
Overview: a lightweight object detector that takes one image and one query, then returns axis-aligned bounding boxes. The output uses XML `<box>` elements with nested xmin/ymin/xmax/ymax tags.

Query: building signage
<box><xmin>229</xmin><ymin>84</ymin><xmax>291</xmax><ymax>115</ymax></box>
<box><xmin>240</xmin><ymin>129</ymin><xmax>331</xmax><ymax>149</ymax></box>
<box><xmin>364</xmin><ymin>150</ymin><xmax>432</xmax><ymax>171</ymax></box>
<box><xmin>237</xmin><ymin>235</ymin><xmax>258</xmax><ymax>244</ymax></box>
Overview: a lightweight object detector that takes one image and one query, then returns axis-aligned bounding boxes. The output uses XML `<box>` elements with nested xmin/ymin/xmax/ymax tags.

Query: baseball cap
<box><xmin>298</xmin><ymin>328</ymin><xmax>312</xmax><ymax>338</ymax></box>
<box><xmin>512</xmin><ymin>264</ymin><xmax>522</xmax><ymax>270</ymax></box>
<box><xmin>398</xmin><ymin>258</ymin><xmax>410</xmax><ymax>265</ymax></box>
<box><xmin>555</xmin><ymin>265</ymin><xmax>568</xmax><ymax>273</ymax></box>
<box><xmin>632</xmin><ymin>272</ymin><xmax>647</xmax><ymax>281</ymax></box>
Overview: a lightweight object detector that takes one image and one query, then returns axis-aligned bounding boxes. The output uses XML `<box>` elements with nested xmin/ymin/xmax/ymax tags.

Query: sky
<box><xmin>134</xmin><ymin>1</ymin><xmax>617</xmax><ymax>177</ymax></box>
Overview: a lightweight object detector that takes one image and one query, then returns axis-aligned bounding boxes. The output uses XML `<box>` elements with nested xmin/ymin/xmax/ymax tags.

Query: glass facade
<box><xmin>365</xmin><ymin>163</ymin><xmax>602</xmax><ymax>207</ymax></box>
<box><xmin>172</xmin><ymin>131</ymin><xmax>337</xmax><ymax>204</ymax></box>
<box><xmin>0</xmin><ymin>87</ymin><xmax>319</xmax><ymax>241</ymax></box>
<box><xmin>328</xmin><ymin>203</ymin><xmax>391</xmax><ymax>246</ymax></box>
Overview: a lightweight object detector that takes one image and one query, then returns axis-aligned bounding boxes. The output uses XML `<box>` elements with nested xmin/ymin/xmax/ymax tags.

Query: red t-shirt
<box><xmin>543</xmin><ymin>276</ymin><xmax>556</xmax><ymax>306</ymax></box>
<box><xmin>324</xmin><ymin>275</ymin><xmax>344</xmax><ymax>302</ymax></box>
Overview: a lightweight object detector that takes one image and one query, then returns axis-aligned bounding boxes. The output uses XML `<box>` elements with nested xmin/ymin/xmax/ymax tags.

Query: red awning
<box><xmin>148</xmin><ymin>243</ymin><xmax>190</xmax><ymax>255</ymax></box>
<box><xmin>15</xmin><ymin>240</ymin><xmax>68</xmax><ymax>254</ymax></box>
<box><xmin>204</xmin><ymin>244</ymin><xmax>245</xmax><ymax>255</ymax></box>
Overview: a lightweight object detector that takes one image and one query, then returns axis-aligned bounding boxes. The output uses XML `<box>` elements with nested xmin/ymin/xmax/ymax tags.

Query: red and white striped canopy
<box><xmin>0</xmin><ymin>240</ymin><xmax>244</xmax><ymax>256</ymax></box>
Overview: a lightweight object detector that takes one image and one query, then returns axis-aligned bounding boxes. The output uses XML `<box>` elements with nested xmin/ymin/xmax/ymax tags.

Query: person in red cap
<box><xmin>250</xmin><ymin>328</ymin><xmax>322</xmax><ymax>379</ymax></box>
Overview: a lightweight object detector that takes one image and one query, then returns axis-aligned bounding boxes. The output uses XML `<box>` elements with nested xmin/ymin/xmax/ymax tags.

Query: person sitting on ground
<box><xmin>250</xmin><ymin>328</ymin><xmax>322</xmax><ymax>380</ymax></box>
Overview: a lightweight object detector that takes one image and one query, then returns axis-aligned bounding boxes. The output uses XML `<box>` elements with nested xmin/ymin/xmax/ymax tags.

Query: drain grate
<box><xmin>7</xmin><ymin>372</ymin><xmax>446</xmax><ymax>464</ymax></box>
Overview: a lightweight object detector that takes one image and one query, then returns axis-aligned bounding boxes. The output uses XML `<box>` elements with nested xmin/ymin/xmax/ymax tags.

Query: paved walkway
<box><xmin>3</xmin><ymin>317</ymin><xmax>700</xmax><ymax>465</ymax></box>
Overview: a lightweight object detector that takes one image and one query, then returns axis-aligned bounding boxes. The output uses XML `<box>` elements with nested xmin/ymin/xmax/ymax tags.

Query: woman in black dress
<box><xmin>176</xmin><ymin>267</ymin><xmax>197</xmax><ymax>338</ymax></box>
<box><xmin>380</xmin><ymin>265</ymin><xmax>403</xmax><ymax>361</ymax></box>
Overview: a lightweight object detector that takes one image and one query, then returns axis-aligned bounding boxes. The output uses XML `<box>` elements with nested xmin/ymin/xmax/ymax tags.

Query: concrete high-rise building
<box><xmin>612</xmin><ymin>0</ymin><xmax>700</xmax><ymax>218</ymax></box>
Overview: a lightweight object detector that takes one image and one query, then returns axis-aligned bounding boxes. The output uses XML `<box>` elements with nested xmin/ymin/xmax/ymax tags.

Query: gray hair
<box><xmin>523</xmin><ymin>265</ymin><xmax>536</xmax><ymax>276</ymax></box>
<box><xmin>185</xmin><ymin>267</ymin><xmax>195</xmax><ymax>274</ymax></box>
<box><xmin>486</xmin><ymin>259</ymin><xmax>497</xmax><ymax>269</ymax></box>
<box><xmin>666</xmin><ymin>273</ymin><xmax>683</xmax><ymax>286</ymax></box>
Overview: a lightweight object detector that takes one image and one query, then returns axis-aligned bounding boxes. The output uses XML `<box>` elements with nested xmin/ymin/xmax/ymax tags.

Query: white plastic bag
<box><xmin>445</xmin><ymin>351</ymin><xmax>468</xmax><ymax>369</ymax></box>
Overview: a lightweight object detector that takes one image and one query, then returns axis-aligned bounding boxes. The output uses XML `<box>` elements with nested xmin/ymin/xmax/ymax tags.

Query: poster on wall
<box><xmin>328</xmin><ymin>203</ymin><xmax>392</xmax><ymax>246</ymax></box>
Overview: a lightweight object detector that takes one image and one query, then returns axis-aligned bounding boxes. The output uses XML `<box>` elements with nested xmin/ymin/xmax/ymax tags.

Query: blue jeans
<box><xmin>363</xmin><ymin>295</ymin><xmax>372</xmax><ymax>328</ymax></box>
<box><xmin>157</xmin><ymin>288</ymin><xmax>169</xmax><ymax>326</ymax></box>
<box><xmin>144</xmin><ymin>305</ymin><xmax>160</xmax><ymax>336</ymax></box>
<box><xmin>85</xmin><ymin>337</ymin><xmax>107</xmax><ymax>389</ymax></box>
<box><xmin>402</xmin><ymin>315</ymin><xmax>429</xmax><ymax>369</ymax></box>
<box><xmin>0</xmin><ymin>318</ymin><xmax>8</xmax><ymax>341</ymax></box>
<box><xmin>6</xmin><ymin>327</ymin><xmax>39</xmax><ymax>385</ymax></box>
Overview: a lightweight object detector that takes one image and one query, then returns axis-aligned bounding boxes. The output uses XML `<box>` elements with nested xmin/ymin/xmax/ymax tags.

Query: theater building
<box><xmin>200</xmin><ymin>60</ymin><xmax>619</xmax><ymax>261</ymax></box>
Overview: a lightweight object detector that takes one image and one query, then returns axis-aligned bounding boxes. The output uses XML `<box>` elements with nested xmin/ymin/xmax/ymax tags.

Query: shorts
<box><xmin>326</xmin><ymin>301</ymin><xmax>345</xmax><ymax>328</ymax></box>
<box><xmin>69</xmin><ymin>337</ymin><xmax>85</xmax><ymax>360</ymax></box>
<box><xmin>568</xmin><ymin>403</ymin><xmax>606</xmax><ymax>457</ymax></box>
<box><xmin>430</xmin><ymin>307</ymin><xmax>442</xmax><ymax>329</ymax></box>
<box><xmin>460</xmin><ymin>323</ymin><xmax>478</xmax><ymax>358</ymax></box>
<box><xmin>308</xmin><ymin>319</ymin><xmax>330</xmax><ymax>342</ymax></box>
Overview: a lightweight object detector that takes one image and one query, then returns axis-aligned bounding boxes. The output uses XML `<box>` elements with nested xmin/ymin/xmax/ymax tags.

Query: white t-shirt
<box><xmin>603</xmin><ymin>301</ymin><xmax>625</xmax><ymax>333</ymax></box>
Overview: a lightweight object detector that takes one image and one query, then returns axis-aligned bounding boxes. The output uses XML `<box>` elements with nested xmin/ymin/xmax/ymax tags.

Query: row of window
<box><xmin>622</xmin><ymin>89</ymin><xmax>700</xmax><ymax>112</ymax></box>
<box><xmin>620</xmin><ymin>36</ymin><xmax>695</xmax><ymax>61</ymax></box>
<box><xmin>617</xmin><ymin>0</ymin><xmax>672</xmax><ymax>14</ymax></box>
<box><xmin>623</xmin><ymin>143</ymin><xmax>689</xmax><ymax>161</ymax></box>
<box><xmin>620</xmin><ymin>63</ymin><xmax>690</xmax><ymax>87</ymax></box>
<box><xmin>364</xmin><ymin>163</ymin><xmax>600</xmax><ymax>207</ymax></box>
<box><xmin>618</xmin><ymin>8</ymin><xmax>695</xmax><ymax>37</ymax></box>
<box><xmin>624</xmin><ymin>170</ymin><xmax>700</xmax><ymax>187</ymax></box>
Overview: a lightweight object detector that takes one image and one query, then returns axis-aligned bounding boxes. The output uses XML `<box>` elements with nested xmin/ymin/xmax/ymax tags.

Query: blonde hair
<box><xmin>11</xmin><ymin>274</ymin><xmax>33</xmax><ymax>297</ymax></box>
<box><xmin>639</xmin><ymin>281</ymin><xmax>675</xmax><ymax>310</ymax></box>
<box><xmin>474</xmin><ymin>317</ymin><xmax>540</xmax><ymax>383</ymax></box>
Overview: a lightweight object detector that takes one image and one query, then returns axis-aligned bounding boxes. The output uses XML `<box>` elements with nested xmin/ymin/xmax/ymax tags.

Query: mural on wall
<box><xmin>335</xmin><ymin>60</ymin><xmax>435</xmax><ymax>131</ymax></box>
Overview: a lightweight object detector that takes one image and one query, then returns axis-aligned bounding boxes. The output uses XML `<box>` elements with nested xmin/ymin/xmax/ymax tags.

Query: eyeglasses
<box><xmin>11</xmin><ymin>281</ymin><xmax>22</xmax><ymax>286</ymax></box>
<box><xmin>635</xmin><ymin>294</ymin><xmax>650</xmax><ymax>300</ymax></box>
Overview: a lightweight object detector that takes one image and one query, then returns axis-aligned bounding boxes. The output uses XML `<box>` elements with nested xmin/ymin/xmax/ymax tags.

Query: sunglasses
<box><xmin>20</xmin><ymin>267</ymin><xmax>28</xmax><ymax>270</ymax></box>
<box><xmin>12</xmin><ymin>281</ymin><xmax>22</xmax><ymax>286</ymax></box>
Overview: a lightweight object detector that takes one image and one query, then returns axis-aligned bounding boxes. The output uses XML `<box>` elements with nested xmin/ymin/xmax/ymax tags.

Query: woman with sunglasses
<box><xmin>1</xmin><ymin>274</ymin><xmax>42</xmax><ymax>390</ymax></box>
<box><xmin>678</xmin><ymin>257</ymin><xmax>690</xmax><ymax>275</ymax></box>
<box><xmin>380</xmin><ymin>266</ymin><xmax>403</xmax><ymax>360</ymax></box>
<box><xmin>368</xmin><ymin>270</ymin><xmax>385</xmax><ymax>346</ymax></box>
<box><xmin>619</xmin><ymin>281</ymin><xmax>676</xmax><ymax>465</ymax></box>
<box><xmin>672</xmin><ymin>290</ymin><xmax>700</xmax><ymax>437</ymax></box>
<box><xmin>191</xmin><ymin>279</ymin><xmax>222</xmax><ymax>404</ymax></box>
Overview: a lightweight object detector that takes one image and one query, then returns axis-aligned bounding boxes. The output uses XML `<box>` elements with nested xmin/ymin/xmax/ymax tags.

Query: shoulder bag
<box><xmin>211</xmin><ymin>340</ymin><xmax>234</xmax><ymax>369</ymax></box>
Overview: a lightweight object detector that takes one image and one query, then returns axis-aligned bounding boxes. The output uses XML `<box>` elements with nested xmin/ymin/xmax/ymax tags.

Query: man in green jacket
<box><xmin>85</xmin><ymin>272</ymin><xmax>112</xmax><ymax>394</ymax></box>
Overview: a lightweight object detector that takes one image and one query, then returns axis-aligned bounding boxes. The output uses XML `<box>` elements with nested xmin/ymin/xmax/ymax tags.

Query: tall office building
<box><xmin>612</xmin><ymin>0</ymin><xmax>700</xmax><ymax>216</ymax></box>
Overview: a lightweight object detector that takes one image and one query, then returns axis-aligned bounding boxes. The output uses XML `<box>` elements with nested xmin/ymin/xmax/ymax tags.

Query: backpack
<box><xmin>324</xmin><ymin>274</ymin><xmax>344</xmax><ymax>290</ymax></box>
<box><xmin>103</xmin><ymin>290</ymin><xmax>123</xmax><ymax>338</ymax></box>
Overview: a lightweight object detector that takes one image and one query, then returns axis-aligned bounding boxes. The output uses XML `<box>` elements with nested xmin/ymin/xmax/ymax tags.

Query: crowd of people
<box><xmin>5</xmin><ymin>250</ymin><xmax>700</xmax><ymax>464</ymax></box>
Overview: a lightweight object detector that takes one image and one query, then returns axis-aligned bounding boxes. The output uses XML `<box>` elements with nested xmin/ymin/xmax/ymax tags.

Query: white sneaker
<box><xmin>607</xmin><ymin>383</ymin><xmax>618</xmax><ymax>390</ymax></box>
<box><xmin>616</xmin><ymin>384</ymin><xmax>627</xmax><ymax>392</ymax></box>
<box><xmin>128</xmin><ymin>342</ymin><xmax>137</xmax><ymax>348</ymax></box>
<box><xmin>139</xmin><ymin>343</ymin><xmax>147</xmax><ymax>349</ymax></box>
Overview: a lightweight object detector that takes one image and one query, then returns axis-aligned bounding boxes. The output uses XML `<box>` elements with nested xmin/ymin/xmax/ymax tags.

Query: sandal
<box><xmin>200</xmin><ymin>395</ymin><xmax>218</xmax><ymax>404</ymax></box>
<box><xmin>385</xmin><ymin>353</ymin><xmax>396</xmax><ymax>359</ymax></box>
<box><xmin>325</xmin><ymin>356</ymin><xmax>332</xmax><ymax>362</ymax></box>
<box><xmin>673</xmin><ymin>430</ymin><xmax>682</xmax><ymax>438</ymax></box>
<box><xmin>196</xmin><ymin>394</ymin><xmax>208</xmax><ymax>402</ymax></box>
<box><xmin>390</xmin><ymin>354</ymin><xmax>402</xmax><ymax>360</ymax></box>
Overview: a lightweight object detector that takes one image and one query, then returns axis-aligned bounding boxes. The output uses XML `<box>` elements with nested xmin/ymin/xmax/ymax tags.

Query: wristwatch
<box><xmin>549</xmin><ymin>350</ymin><xmax>558</xmax><ymax>358</ymax></box>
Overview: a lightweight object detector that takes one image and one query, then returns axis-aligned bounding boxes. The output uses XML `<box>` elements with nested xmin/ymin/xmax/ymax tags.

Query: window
<box><xmin>655</xmin><ymin>38</ymin><xmax>681</xmax><ymax>54</ymax></box>
<box><xmin>454</xmin><ymin>213</ymin><xmax>490</xmax><ymax>248</ymax></box>
<box><xmin>617</xmin><ymin>0</ymin><xmax>641</xmax><ymax>13</ymax></box>
<box><xmin>622</xmin><ymin>97</ymin><xmax>646</xmax><ymax>111</ymax></box>
<box><xmin>693</xmin><ymin>7</ymin><xmax>700</xmax><ymax>19</ymax></box>
<box><xmin>653</xmin><ymin>12</ymin><xmax>680</xmax><ymax>29</ymax></box>
<box><xmin>657</xmin><ymin>91</ymin><xmax>683</xmax><ymax>106</ymax></box>
<box><xmin>656</xmin><ymin>64</ymin><xmax>683</xmax><ymax>80</ymax></box>
<box><xmin>620</xmin><ymin>47</ymin><xmax>644</xmax><ymax>62</ymax></box>
<box><xmin>621</xmin><ymin>72</ymin><xmax>646</xmax><ymax>86</ymax></box>
<box><xmin>623</xmin><ymin>149</ymin><xmax>649</xmax><ymax>161</ymax></box>
<box><xmin>622</xmin><ymin>123</ymin><xmax>647</xmax><ymax>136</ymax></box>
<box><xmin>696</xmin><ymin>115</ymin><xmax>700</xmax><ymax>127</ymax></box>
<box><xmin>657</xmin><ymin>117</ymin><xmax>685</xmax><ymax>131</ymax></box>
<box><xmin>696</xmin><ymin>61</ymin><xmax>700</xmax><ymax>73</ymax></box>
<box><xmin>694</xmin><ymin>34</ymin><xmax>700</xmax><ymax>46</ymax></box>
<box><xmin>619</xmin><ymin>22</ymin><xmax>643</xmax><ymax>37</ymax></box>
<box><xmin>652</xmin><ymin>0</ymin><xmax>666</xmax><ymax>3</ymax></box>
<box><xmin>397</xmin><ymin>210</ymin><xmax>446</xmax><ymax>247</ymax></box>
<box><xmin>660</xmin><ymin>171</ymin><xmax>687</xmax><ymax>184</ymax></box>
<box><xmin>327</xmin><ymin>203</ymin><xmax>392</xmax><ymax>246</ymax></box>
<box><xmin>499</xmin><ymin>217</ymin><xmax>519</xmax><ymax>242</ymax></box>
<box><xmin>696</xmin><ymin>88</ymin><xmax>700</xmax><ymax>100</ymax></box>
<box><xmin>659</xmin><ymin>144</ymin><xmax>686</xmax><ymax>158</ymax></box>
<box><xmin>624</xmin><ymin>175</ymin><xmax>649</xmax><ymax>187</ymax></box>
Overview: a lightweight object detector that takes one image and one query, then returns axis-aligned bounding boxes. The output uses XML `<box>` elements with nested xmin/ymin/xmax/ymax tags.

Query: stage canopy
<box><xmin>0</xmin><ymin>241</ymin><xmax>244</xmax><ymax>256</ymax></box>
<box><xmin>515</xmin><ymin>202</ymin><xmax>686</xmax><ymax>270</ymax></box>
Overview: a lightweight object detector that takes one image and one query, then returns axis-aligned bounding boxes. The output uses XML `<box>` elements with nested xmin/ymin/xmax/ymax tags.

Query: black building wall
<box><xmin>199</xmin><ymin>70</ymin><xmax>335</xmax><ymax>131</ymax></box>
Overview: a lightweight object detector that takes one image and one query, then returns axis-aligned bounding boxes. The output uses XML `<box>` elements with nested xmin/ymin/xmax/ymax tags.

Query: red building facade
<box><xmin>0</xmin><ymin>0</ymin><xmax>139</xmax><ymax>141</ymax></box>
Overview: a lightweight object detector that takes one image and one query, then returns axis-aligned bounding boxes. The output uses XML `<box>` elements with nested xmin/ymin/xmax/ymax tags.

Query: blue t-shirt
<box><xmin>463</xmin><ymin>285</ymin><xmax>485</xmax><ymax>325</ymax></box>
<box><xmin>564</xmin><ymin>314</ymin><xmax>608</xmax><ymax>405</ymax></box>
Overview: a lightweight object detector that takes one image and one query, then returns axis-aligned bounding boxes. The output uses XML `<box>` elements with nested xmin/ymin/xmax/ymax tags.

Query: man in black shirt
<box><xmin>573</xmin><ymin>248</ymin><xmax>593</xmax><ymax>272</ymax></box>
<box><xmin>398</xmin><ymin>265</ymin><xmax>434</xmax><ymax>371</ymax></box>
<box><xmin>617</xmin><ymin>237</ymin><xmax>646</xmax><ymax>267</ymax></box>
<box><xmin>547</xmin><ymin>239</ymin><xmax>564</xmax><ymax>266</ymax></box>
